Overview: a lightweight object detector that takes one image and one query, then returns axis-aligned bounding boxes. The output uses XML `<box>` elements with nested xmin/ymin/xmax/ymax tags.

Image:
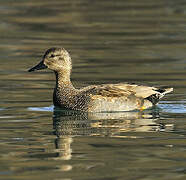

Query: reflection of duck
<box><xmin>54</xmin><ymin>137</ymin><xmax>73</xmax><ymax>161</ymax></box>
<box><xmin>53</xmin><ymin>109</ymin><xmax>174</xmax><ymax>160</ymax></box>
<box><xmin>53</xmin><ymin>108</ymin><xmax>171</xmax><ymax>137</ymax></box>
<box><xmin>28</xmin><ymin>47</ymin><xmax>173</xmax><ymax>112</ymax></box>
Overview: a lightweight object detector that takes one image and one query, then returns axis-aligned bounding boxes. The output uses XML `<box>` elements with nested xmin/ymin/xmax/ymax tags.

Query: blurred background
<box><xmin>0</xmin><ymin>0</ymin><xmax>186</xmax><ymax>180</ymax></box>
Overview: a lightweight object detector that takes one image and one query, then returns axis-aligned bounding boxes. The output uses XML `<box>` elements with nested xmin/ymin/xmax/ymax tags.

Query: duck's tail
<box><xmin>146</xmin><ymin>86</ymin><xmax>173</xmax><ymax>105</ymax></box>
<box><xmin>158</xmin><ymin>86</ymin><xmax>173</xmax><ymax>97</ymax></box>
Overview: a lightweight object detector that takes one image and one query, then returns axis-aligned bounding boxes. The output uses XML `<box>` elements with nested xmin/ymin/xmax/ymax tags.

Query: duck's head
<box><xmin>28</xmin><ymin>47</ymin><xmax>72</xmax><ymax>73</ymax></box>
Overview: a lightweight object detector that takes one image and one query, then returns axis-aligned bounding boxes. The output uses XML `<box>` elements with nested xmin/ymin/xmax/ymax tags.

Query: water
<box><xmin>0</xmin><ymin>0</ymin><xmax>186</xmax><ymax>179</ymax></box>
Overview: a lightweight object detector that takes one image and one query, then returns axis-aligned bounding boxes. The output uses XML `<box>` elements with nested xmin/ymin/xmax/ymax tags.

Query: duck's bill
<box><xmin>28</xmin><ymin>61</ymin><xmax>47</xmax><ymax>72</ymax></box>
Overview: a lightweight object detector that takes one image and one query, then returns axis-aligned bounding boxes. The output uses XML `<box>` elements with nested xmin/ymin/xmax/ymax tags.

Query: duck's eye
<box><xmin>50</xmin><ymin>54</ymin><xmax>55</xmax><ymax>58</ymax></box>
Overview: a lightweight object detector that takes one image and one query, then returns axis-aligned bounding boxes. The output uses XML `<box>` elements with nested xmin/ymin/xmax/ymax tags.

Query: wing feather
<box><xmin>81</xmin><ymin>83</ymin><xmax>172</xmax><ymax>99</ymax></box>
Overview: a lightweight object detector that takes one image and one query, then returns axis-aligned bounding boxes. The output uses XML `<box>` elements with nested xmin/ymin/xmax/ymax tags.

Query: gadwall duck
<box><xmin>28</xmin><ymin>47</ymin><xmax>173</xmax><ymax>112</ymax></box>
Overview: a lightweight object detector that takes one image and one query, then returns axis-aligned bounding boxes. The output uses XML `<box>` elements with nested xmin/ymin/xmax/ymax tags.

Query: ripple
<box><xmin>159</xmin><ymin>101</ymin><xmax>186</xmax><ymax>113</ymax></box>
<box><xmin>27</xmin><ymin>105</ymin><xmax>54</xmax><ymax>112</ymax></box>
<box><xmin>27</xmin><ymin>101</ymin><xmax>186</xmax><ymax>114</ymax></box>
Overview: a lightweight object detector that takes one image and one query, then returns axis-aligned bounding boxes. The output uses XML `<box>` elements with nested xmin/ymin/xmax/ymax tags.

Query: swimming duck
<box><xmin>28</xmin><ymin>47</ymin><xmax>173</xmax><ymax>112</ymax></box>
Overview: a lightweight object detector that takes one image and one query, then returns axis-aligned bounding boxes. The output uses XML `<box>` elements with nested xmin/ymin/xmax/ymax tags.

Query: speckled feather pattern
<box><xmin>28</xmin><ymin>47</ymin><xmax>173</xmax><ymax>112</ymax></box>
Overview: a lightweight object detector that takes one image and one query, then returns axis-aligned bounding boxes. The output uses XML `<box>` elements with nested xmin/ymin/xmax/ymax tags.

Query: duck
<box><xmin>28</xmin><ymin>47</ymin><xmax>173</xmax><ymax>112</ymax></box>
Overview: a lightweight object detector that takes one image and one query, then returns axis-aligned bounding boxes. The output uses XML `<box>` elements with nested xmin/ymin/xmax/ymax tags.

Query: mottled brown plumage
<box><xmin>28</xmin><ymin>47</ymin><xmax>173</xmax><ymax>112</ymax></box>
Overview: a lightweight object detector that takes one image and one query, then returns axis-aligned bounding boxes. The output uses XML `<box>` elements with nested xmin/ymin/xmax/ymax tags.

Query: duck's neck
<box><xmin>55</xmin><ymin>70</ymin><xmax>74</xmax><ymax>89</ymax></box>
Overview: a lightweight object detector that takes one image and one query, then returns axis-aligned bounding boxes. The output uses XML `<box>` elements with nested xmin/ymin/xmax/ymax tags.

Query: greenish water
<box><xmin>0</xmin><ymin>0</ymin><xmax>186</xmax><ymax>179</ymax></box>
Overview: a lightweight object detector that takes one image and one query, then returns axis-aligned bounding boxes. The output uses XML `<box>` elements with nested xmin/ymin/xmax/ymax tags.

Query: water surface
<box><xmin>0</xmin><ymin>0</ymin><xmax>186</xmax><ymax>179</ymax></box>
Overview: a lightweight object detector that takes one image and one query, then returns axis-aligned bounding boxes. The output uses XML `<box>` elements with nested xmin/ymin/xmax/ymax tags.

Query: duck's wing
<box><xmin>110</xmin><ymin>83</ymin><xmax>173</xmax><ymax>99</ymax></box>
<box><xmin>83</xmin><ymin>83</ymin><xmax>173</xmax><ymax>105</ymax></box>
